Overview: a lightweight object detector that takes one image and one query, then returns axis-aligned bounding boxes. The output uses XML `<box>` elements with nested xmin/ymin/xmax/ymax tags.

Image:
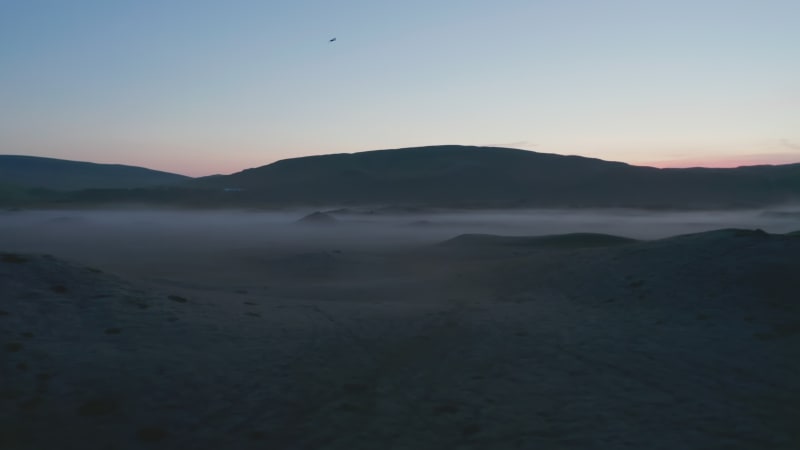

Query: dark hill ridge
<box><xmin>442</xmin><ymin>232</ymin><xmax>638</xmax><ymax>249</ymax></box>
<box><xmin>0</xmin><ymin>155</ymin><xmax>190</xmax><ymax>191</ymax></box>
<box><xmin>195</xmin><ymin>146</ymin><xmax>632</xmax><ymax>205</ymax></box>
<box><xmin>5</xmin><ymin>146</ymin><xmax>799</xmax><ymax>208</ymax></box>
<box><xmin>194</xmin><ymin>145</ymin><xmax>800</xmax><ymax>208</ymax></box>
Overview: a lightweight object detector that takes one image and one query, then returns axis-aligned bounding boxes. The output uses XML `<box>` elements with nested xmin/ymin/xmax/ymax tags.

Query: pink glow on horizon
<box><xmin>637</xmin><ymin>153</ymin><xmax>800</xmax><ymax>169</ymax></box>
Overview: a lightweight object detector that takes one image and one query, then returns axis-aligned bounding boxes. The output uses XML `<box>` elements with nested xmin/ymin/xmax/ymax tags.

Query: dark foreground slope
<box><xmin>1</xmin><ymin>229</ymin><xmax>799</xmax><ymax>449</ymax></box>
<box><xmin>194</xmin><ymin>145</ymin><xmax>800</xmax><ymax>208</ymax></box>
<box><xmin>0</xmin><ymin>155</ymin><xmax>190</xmax><ymax>191</ymax></box>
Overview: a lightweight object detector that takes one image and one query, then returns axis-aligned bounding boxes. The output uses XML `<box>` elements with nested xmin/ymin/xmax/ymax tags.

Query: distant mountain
<box><xmin>193</xmin><ymin>145</ymin><xmax>800</xmax><ymax>208</ymax></box>
<box><xmin>0</xmin><ymin>155</ymin><xmax>190</xmax><ymax>191</ymax></box>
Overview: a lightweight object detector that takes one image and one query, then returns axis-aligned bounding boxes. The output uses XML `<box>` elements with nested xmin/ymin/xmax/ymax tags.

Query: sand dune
<box><xmin>2</xmin><ymin>224</ymin><xmax>799</xmax><ymax>449</ymax></box>
<box><xmin>441</xmin><ymin>232</ymin><xmax>638</xmax><ymax>249</ymax></box>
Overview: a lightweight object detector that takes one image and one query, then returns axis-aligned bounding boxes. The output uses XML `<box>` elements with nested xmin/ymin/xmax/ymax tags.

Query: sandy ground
<box><xmin>1</xmin><ymin>210</ymin><xmax>799</xmax><ymax>449</ymax></box>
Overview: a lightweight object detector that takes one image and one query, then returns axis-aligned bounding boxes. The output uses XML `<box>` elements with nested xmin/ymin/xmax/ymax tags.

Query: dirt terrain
<box><xmin>1</xmin><ymin>209</ymin><xmax>799</xmax><ymax>449</ymax></box>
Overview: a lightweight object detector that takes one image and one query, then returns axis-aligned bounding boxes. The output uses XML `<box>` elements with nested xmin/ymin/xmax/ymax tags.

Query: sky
<box><xmin>1</xmin><ymin>0</ymin><xmax>798</xmax><ymax>176</ymax></box>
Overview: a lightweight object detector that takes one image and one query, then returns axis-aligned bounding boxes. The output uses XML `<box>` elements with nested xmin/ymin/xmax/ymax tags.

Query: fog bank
<box><xmin>1</xmin><ymin>207</ymin><xmax>798</xmax><ymax>281</ymax></box>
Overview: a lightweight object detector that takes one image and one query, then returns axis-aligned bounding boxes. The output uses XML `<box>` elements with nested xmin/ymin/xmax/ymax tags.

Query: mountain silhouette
<box><xmin>0</xmin><ymin>155</ymin><xmax>190</xmax><ymax>191</ymax></box>
<box><xmin>193</xmin><ymin>145</ymin><xmax>800</xmax><ymax>208</ymax></box>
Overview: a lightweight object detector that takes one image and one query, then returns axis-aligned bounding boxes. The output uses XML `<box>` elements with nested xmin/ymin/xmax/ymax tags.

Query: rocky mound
<box><xmin>295</xmin><ymin>211</ymin><xmax>338</xmax><ymax>225</ymax></box>
<box><xmin>487</xmin><ymin>229</ymin><xmax>800</xmax><ymax>310</ymax></box>
<box><xmin>441</xmin><ymin>232</ymin><xmax>638</xmax><ymax>249</ymax></box>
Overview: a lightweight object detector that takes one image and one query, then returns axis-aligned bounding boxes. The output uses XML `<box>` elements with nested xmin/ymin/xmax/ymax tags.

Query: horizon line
<box><xmin>3</xmin><ymin>145</ymin><xmax>799</xmax><ymax>178</ymax></box>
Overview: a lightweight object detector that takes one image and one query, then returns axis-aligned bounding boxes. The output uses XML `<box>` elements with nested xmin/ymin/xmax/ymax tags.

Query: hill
<box><xmin>193</xmin><ymin>145</ymin><xmax>800</xmax><ymax>208</ymax></box>
<box><xmin>0</xmin><ymin>155</ymin><xmax>190</xmax><ymax>191</ymax></box>
<box><xmin>5</xmin><ymin>146</ymin><xmax>799</xmax><ymax>208</ymax></box>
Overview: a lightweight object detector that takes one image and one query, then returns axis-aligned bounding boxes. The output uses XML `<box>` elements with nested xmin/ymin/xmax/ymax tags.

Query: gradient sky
<box><xmin>1</xmin><ymin>0</ymin><xmax>798</xmax><ymax>176</ymax></box>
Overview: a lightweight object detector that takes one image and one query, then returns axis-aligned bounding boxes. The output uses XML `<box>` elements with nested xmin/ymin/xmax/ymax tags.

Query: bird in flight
<box><xmin>329</xmin><ymin>37</ymin><xmax>336</xmax><ymax>42</ymax></box>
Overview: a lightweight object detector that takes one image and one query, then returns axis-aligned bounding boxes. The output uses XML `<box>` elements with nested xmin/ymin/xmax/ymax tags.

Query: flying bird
<box><xmin>329</xmin><ymin>37</ymin><xmax>336</xmax><ymax>42</ymax></box>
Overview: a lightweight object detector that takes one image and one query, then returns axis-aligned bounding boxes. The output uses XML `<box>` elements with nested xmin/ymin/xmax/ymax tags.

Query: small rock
<box><xmin>137</xmin><ymin>426</ymin><xmax>168</xmax><ymax>442</ymax></box>
<box><xmin>433</xmin><ymin>404</ymin><xmax>460</xmax><ymax>415</ymax></box>
<box><xmin>51</xmin><ymin>285</ymin><xmax>68</xmax><ymax>294</ymax></box>
<box><xmin>167</xmin><ymin>295</ymin><xmax>188</xmax><ymax>303</ymax></box>
<box><xmin>342</xmin><ymin>383</ymin><xmax>368</xmax><ymax>394</ymax></box>
<box><xmin>78</xmin><ymin>398</ymin><xmax>118</xmax><ymax>416</ymax></box>
<box><xmin>462</xmin><ymin>423</ymin><xmax>481</xmax><ymax>437</ymax></box>
<box><xmin>247</xmin><ymin>431</ymin><xmax>266</xmax><ymax>440</ymax></box>
<box><xmin>36</xmin><ymin>373</ymin><xmax>52</xmax><ymax>382</ymax></box>
<box><xmin>5</xmin><ymin>342</ymin><xmax>23</xmax><ymax>352</ymax></box>
<box><xmin>1</xmin><ymin>253</ymin><xmax>28</xmax><ymax>263</ymax></box>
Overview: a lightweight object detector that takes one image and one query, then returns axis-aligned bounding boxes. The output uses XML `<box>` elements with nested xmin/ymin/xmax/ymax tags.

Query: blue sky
<box><xmin>1</xmin><ymin>0</ymin><xmax>798</xmax><ymax>175</ymax></box>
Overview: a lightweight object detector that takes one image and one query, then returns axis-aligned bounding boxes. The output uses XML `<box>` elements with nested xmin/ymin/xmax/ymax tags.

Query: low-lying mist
<box><xmin>2</xmin><ymin>207</ymin><xmax>798</xmax><ymax>282</ymax></box>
